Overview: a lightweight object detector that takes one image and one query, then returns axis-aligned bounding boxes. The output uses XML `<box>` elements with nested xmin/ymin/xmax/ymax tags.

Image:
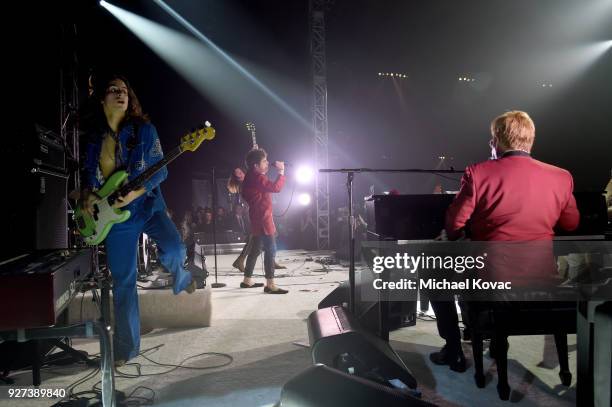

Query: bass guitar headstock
<box><xmin>181</xmin><ymin>121</ymin><xmax>215</xmax><ymax>152</ymax></box>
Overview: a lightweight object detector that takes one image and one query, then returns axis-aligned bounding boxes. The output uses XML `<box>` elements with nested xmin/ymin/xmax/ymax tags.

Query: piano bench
<box><xmin>465</xmin><ymin>301</ymin><xmax>576</xmax><ymax>400</ymax></box>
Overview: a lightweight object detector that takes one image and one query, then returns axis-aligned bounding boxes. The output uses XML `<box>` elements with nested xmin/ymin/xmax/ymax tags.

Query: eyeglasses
<box><xmin>106</xmin><ymin>86</ymin><xmax>128</xmax><ymax>96</ymax></box>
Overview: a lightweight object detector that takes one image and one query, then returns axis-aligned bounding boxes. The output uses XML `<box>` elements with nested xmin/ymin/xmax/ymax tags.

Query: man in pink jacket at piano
<box><xmin>429</xmin><ymin>110</ymin><xmax>580</xmax><ymax>372</ymax></box>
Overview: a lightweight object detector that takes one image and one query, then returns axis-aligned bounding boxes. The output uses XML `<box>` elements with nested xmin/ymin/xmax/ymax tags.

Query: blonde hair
<box><xmin>227</xmin><ymin>177</ymin><xmax>241</xmax><ymax>194</ymax></box>
<box><xmin>490</xmin><ymin>110</ymin><xmax>535</xmax><ymax>152</ymax></box>
<box><xmin>227</xmin><ymin>167</ymin><xmax>246</xmax><ymax>194</ymax></box>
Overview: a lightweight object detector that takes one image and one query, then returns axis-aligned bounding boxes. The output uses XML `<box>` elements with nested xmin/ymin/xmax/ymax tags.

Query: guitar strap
<box><xmin>124</xmin><ymin>122</ymin><xmax>140</xmax><ymax>171</ymax></box>
<box><xmin>127</xmin><ymin>122</ymin><xmax>140</xmax><ymax>152</ymax></box>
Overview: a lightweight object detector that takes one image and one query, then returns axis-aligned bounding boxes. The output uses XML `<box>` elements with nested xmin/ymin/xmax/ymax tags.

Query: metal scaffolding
<box><xmin>59</xmin><ymin>23</ymin><xmax>81</xmax><ymax>248</ymax></box>
<box><xmin>59</xmin><ymin>23</ymin><xmax>80</xmax><ymax>191</ymax></box>
<box><xmin>310</xmin><ymin>0</ymin><xmax>330</xmax><ymax>250</ymax></box>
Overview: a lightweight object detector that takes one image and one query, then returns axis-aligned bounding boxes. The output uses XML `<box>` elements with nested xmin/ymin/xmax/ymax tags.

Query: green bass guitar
<box><xmin>75</xmin><ymin>122</ymin><xmax>215</xmax><ymax>245</ymax></box>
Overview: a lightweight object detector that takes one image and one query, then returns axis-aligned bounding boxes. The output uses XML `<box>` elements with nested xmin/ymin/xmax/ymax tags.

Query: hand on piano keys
<box><xmin>434</xmin><ymin>229</ymin><xmax>448</xmax><ymax>241</ymax></box>
<box><xmin>434</xmin><ymin>229</ymin><xmax>469</xmax><ymax>241</ymax></box>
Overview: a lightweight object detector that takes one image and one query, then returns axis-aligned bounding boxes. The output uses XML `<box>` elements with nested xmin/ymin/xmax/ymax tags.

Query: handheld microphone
<box><xmin>270</xmin><ymin>160</ymin><xmax>292</xmax><ymax>168</ymax></box>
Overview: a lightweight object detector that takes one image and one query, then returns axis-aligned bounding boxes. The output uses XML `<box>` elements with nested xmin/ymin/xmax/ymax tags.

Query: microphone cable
<box><xmin>273</xmin><ymin>179</ymin><xmax>297</xmax><ymax>218</ymax></box>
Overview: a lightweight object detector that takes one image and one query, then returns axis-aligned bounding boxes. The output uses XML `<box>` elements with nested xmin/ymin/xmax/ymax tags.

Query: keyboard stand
<box><xmin>0</xmin><ymin>249</ymin><xmax>117</xmax><ymax>407</ymax></box>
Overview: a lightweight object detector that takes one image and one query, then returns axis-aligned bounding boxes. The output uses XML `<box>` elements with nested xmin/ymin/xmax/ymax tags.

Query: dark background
<box><xmin>6</xmin><ymin>0</ymin><xmax>612</xmax><ymax>219</ymax></box>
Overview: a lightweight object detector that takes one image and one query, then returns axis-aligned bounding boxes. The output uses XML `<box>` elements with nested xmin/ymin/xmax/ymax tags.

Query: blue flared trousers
<box><xmin>104</xmin><ymin>198</ymin><xmax>192</xmax><ymax>361</ymax></box>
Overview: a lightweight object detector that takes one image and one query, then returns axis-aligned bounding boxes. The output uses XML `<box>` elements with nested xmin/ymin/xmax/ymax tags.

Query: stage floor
<box><xmin>1</xmin><ymin>249</ymin><xmax>577</xmax><ymax>407</ymax></box>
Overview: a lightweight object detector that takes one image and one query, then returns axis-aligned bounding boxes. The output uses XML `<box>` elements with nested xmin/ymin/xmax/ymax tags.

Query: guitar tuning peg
<box><xmin>204</xmin><ymin>121</ymin><xmax>211</xmax><ymax>127</ymax></box>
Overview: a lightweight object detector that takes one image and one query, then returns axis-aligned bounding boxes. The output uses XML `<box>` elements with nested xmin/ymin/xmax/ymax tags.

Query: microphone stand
<box><xmin>210</xmin><ymin>167</ymin><xmax>225</xmax><ymax>288</ymax></box>
<box><xmin>318</xmin><ymin>168</ymin><xmax>464</xmax><ymax>316</ymax></box>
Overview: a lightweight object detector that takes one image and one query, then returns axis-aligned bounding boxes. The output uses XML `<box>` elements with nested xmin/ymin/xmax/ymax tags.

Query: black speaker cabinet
<box><xmin>280</xmin><ymin>364</ymin><xmax>435</xmax><ymax>407</ymax></box>
<box><xmin>0</xmin><ymin>159</ymin><xmax>68</xmax><ymax>261</ymax></box>
<box><xmin>2</xmin><ymin>125</ymin><xmax>68</xmax><ymax>261</ymax></box>
<box><xmin>308</xmin><ymin>306</ymin><xmax>417</xmax><ymax>391</ymax></box>
<box><xmin>34</xmin><ymin>172</ymin><xmax>68</xmax><ymax>250</ymax></box>
<box><xmin>319</xmin><ymin>280</ymin><xmax>416</xmax><ymax>334</ymax></box>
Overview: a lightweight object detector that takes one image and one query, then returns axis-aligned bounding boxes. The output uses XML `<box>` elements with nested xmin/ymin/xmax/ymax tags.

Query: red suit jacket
<box><xmin>446</xmin><ymin>153</ymin><xmax>579</xmax><ymax>241</ymax></box>
<box><xmin>241</xmin><ymin>171</ymin><xmax>285</xmax><ymax>236</ymax></box>
<box><xmin>445</xmin><ymin>152</ymin><xmax>580</xmax><ymax>285</ymax></box>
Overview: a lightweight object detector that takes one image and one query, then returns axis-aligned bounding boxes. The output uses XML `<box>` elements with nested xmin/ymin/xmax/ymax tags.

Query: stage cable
<box><xmin>273</xmin><ymin>178</ymin><xmax>297</xmax><ymax>218</ymax></box>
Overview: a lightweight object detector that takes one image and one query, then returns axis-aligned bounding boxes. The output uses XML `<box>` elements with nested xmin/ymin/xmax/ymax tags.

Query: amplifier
<box><xmin>2</xmin><ymin>124</ymin><xmax>66</xmax><ymax>173</ymax></box>
<box><xmin>30</xmin><ymin>124</ymin><xmax>66</xmax><ymax>172</ymax></box>
<box><xmin>2</xmin><ymin>124</ymin><xmax>68</xmax><ymax>261</ymax></box>
<box><xmin>0</xmin><ymin>249</ymin><xmax>92</xmax><ymax>330</ymax></box>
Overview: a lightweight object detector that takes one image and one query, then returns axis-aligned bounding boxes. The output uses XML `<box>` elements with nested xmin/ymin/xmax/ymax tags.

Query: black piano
<box><xmin>364</xmin><ymin>191</ymin><xmax>611</xmax><ymax>405</ymax></box>
<box><xmin>365</xmin><ymin>192</ymin><xmax>608</xmax><ymax>241</ymax></box>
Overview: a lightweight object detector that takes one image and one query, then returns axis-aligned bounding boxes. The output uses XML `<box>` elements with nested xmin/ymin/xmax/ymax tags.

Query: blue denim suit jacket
<box><xmin>81</xmin><ymin>121</ymin><xmax>167</xmax><ymax>212</ymax></box>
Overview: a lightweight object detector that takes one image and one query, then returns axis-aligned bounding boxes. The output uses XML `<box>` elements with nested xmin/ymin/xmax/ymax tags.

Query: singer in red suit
<box><xmin>429</xmin><ymin>110</ymin><xmax>580</xmax><ymax>372</ymax></box>
<box><xmin>240</xmin><ymin>148</ymin><xmax>288</xmax><ymax>294</ymax></box>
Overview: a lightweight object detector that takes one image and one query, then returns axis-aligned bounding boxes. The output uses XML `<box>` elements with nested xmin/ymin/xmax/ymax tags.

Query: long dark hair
<box><xmin>83</xmin><ymin>72</ymin><xmax>149</xmax><ymax>135</ymax></box>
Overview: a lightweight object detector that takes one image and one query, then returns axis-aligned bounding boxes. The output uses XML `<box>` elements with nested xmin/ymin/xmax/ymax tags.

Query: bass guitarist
<box><xmin>80</xmin><ymin>72</ymin><xmax>196</xmax><ymax>366</ymax></box>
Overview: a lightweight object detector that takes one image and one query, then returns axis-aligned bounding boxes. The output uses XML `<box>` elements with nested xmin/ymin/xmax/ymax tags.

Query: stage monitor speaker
<box><xmin>280</xmin><ymin>364</ymin><xmax>435</xmax><ymax>407</ymax></box>
<box><xmin>319</xmin><ymin>281</ymin><xmax>416</xmax><ymax>333</ymax></box>
<box><xmin>308</xmin><ymin>306</ymin><xmax>418</xmax><ymax>391</ymax></box>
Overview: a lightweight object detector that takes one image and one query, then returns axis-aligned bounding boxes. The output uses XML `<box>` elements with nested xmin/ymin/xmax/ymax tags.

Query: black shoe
<box><xmin>448</xmin><ymin>354</ymin><xmax>467</xmax><ymax>372</ymax></box>
<box><xmin>429</xmin><ymin>345</ymin><xmax>450</xmax><ymax>365</ymax></box>
<box><xmin>240</xmin><ymin>282</ymin><xmax>264</xmax><ymax>288</ymax></box>
<box><xmin>429</xmin><ymin>346</ymin><xmax>467</xmax><ymax>373</ymax></box>
<box><xmin>264</xmin><ymin>286</ymin><xmax>288</xmax><ymax>294</ymax></box>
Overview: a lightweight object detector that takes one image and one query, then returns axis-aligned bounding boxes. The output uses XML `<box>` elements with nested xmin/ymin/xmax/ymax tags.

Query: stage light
<box><xmin>295</xmin><ymin>165</ymin><xmax>314</xmax><ymax>184</ymax></box>
<box><xmin>147</xmin><ymin>0</ymin><xmax>311</xmax><ymax>130</ymax></box>
<box><xmin>535</xmin><ymin>40</ymin><xmax>612</xmax><ymax>87</ymax></box>
<box><xmin>98</xmin><ymin>1</ymin><xmax>311</xmax><ymax>130</ymax></box>
<box><xmin>298</xmin><ymin>193</ymin><xmax>312</xmax><ymax>206</ymax></box>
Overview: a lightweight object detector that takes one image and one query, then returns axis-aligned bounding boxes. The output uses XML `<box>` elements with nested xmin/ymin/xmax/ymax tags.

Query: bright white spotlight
<box><xmin>298</xmin><ymin>193</ymin><xmax>312</xmax><ymax>206</ymax></box>
<box><xmin>295</xmin><ymin>166</ymin><xmax>314</xmax><ymax>184</ymax></box>
<box><xmin>152</xmin><ymin>0</ymin><xmax>311</xmax><ymax>130</ymax></box>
